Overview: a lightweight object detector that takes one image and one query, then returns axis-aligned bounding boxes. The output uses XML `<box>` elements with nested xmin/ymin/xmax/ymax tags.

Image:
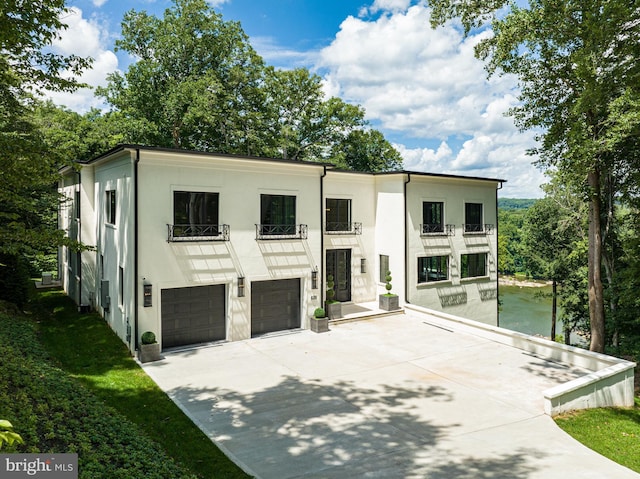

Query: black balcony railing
<box><xmin>256</xmin><ymin>224</ymin><xmax>308</xmax><ymax>240</ymax></box>
<box><xmin>463</xmin><ymin>224</ymin><xmax>494</xmax><ymax>235</ymax></box>
<box><xmin>167</xmin><ymin>224</ymin><xmax>229</xmax><ymax>242</ymax></box>
<box><xmin>421</xmin><ymin>224</ymin><xmax>455</xmax><ymax>236</ymax></box>
<box><xmin>325</xmin><ymin>222</ymin><xmax>362</xmax><ymax>235</ymax></box>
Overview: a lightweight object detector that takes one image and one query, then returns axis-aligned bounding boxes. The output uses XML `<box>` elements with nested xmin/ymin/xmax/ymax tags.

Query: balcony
<box><xmin>325</xmin><ymin>222</ymin><xmax>362</xmax><ymax>235</ymax></box>
<box><xmin>420</xmin><ymin>224</ymin><xmax>455</xmax><ymax>236</ymax></box>
<box><xmin>463</xmin><ymin>224</ymin><xmax>494</xmax><ymax>235</ymax></box>
<box><xmin>256</xmin><ymin>224</ymin><xmax>308</xmax><ymax>240</ymax></box>
<box><xmin>167</xmin><ymin>224</ymin><xmax>229</xmax><ymax>242</ymax></box>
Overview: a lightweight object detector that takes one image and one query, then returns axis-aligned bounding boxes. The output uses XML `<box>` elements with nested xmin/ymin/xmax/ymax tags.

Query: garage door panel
<box><xmin>161</xmin><ymin>284</ymin><xmax>225</xmax><ymax>349</ymax></box>
<box><xmin>251</xmin><ymin>279</ymin><xmax>300</xmax><ymax>337</ymax></box>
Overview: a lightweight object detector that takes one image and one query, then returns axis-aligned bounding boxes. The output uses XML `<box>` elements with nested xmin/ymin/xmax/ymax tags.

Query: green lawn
<box><xmin>1</xmin><ymin>289</ymin><xmax>249</xmax><ymax>479</ymax></box>
<box><xmin>555</xmin><ymin>398</ymin><xmax>640</xmax><ymax>473</ymax></box>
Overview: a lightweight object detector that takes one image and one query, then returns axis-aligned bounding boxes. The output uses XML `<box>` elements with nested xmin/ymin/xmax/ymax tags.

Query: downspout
<box><xmin>404</xmin><ymin>173</ymin><xmax>411</xmax><ymax>304</ymax></box>
<box><xmin>320</xmin><ymin>166</ymin><xmax>327</xmax><ymax>306</ymax></box>
<box><xmin>496</xmin><ymin>181</ymin><xmax>503</xmax><ymax>327</ymax></box>
<box><xmin>134</xmin><ymin>149</ymin><xmax>140</xmax><ymax>351</ymax></box>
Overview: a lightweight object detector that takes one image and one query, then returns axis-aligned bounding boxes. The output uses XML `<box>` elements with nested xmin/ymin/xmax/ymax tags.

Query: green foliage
<box><xmin>555</xmin><ymin>400</ymin><xmax>640</xmax><ymax>473</ymax></box>
<box><xmin>313</xmin><ymin>307</ymin><xmax>326</xmax><ymax>319</ymax></box>
<box><xmin>385</xmin><ymin>271</ymin><xmax>393</xmax><ymax>293</ymax></box>
<box><xmin>0</xmin><ymin>307</ymin><xmax>200</xmax><ymax>477</ymax></box>
<box><xmin>0</xmin><ymin>253</ymin><xmax>31</xmax><ymax>307</ymax></box>
<box><xmin>498</xmin><ymin>198</ymin><xmax>537</xmax><ymax>211</ymax></box>
<box><xmin>29</xmin><ymin>290</ymin><xmax>248</xmax><ymax>478</ymax></box>
<box><xmin>140</xmin><ymin>331</ymin><xmax>156</xmax><ymax>344</ymax></box>
<box><xmin>0</xmin><ymin>420</ymin><xmax>24</xmax><ymax>449</ymax></box>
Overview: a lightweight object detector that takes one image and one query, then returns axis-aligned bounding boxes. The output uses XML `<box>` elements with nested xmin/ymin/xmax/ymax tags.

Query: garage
<box><xmin>251</xmin><ymin>278</ymin><xmax>301</xmax><ymax>336</ymax></box>
<box><xmin>161</xmin><ymin>284</ymin><xmax>226</xmax><ymax>349</ymax></box>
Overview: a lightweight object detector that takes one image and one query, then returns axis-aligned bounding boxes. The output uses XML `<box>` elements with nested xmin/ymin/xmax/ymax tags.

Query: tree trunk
<box><xmin>551</xmin><ymin>279</ymin><xmax>557</xmax><ymax>341</ymax></box>
<box><xmin>587</xmin><ymin>168</ymin><xmax>605</xmax><ymax>353</ymax></box>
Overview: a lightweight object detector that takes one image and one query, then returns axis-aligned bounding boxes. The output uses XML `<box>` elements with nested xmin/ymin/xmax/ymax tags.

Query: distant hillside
<box><xmin>498</xmin><ymin>198</ymin><xmax>537</xmax><ymax>210</ymax></box>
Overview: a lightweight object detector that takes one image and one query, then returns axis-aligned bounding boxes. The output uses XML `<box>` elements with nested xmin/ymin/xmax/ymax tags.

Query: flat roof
<box><xmin>76</xmin><ymin>144</ymin><xmax>506</xmax><ymax>184</ymax></box>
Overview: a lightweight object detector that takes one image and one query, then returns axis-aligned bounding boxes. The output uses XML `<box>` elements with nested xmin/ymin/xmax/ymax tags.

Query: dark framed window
<box><xmin>461</xmin><ymin>253</ymin><xmax>487</xmax><ymax>278</ymax></box>
<box><xmin>173</xmin><ymin>191</ymin><xmax>219</xmax><ymax>237</ymax></box>
<box><xmin>418</xmin><ymin>256</ymin><xmax>448</xmax><ymax>283</ymax></box>
<box><xmin>74</xmin><ymin>190</ymin><xmax>81</xmax><ymax>219</ymax></box>
<box><xmin>423</xmin><ymin>201</ymin><xmax>444</xmax><ymax>233</ymax></box>
<box><xmin>106</xmin><ymin>190</ymin><xmax>116</xmax><ymax>224</ymax></box>
<box><xmin>326</xmin><ymin>198</ymin><xmax>351</xmax><ymax>231</ymax></box>
<box><xmin>260</xmin><ymin>194</ymin><xmax>296</xmax><ymax>235</ymax></box>
<box><xmin>118</xmin><ymin>266</ymin><xmax>124</xmax><ymax>306</ymax></box>
<box><xmin>379</xmin><ymin>254</ymin><xmax>389</xmax><ymax>283</ymax></box>
<box><xmin>464</xmin><ymin>203</ymin><xmax>483</xmax><ymax>232</ymax></box>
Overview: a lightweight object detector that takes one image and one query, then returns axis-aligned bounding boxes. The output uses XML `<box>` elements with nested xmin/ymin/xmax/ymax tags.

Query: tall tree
<box><xmin>98</xmin><ymin>0</ymin><xmax>268</xmax><ymax>154</ymax></box>
<box><xmin>1</xmin><ymin>0</ymin><xmax>91</xmax><ymax>303</ymax></box>
<box><xmin>426</xmin><ymin>0</ymin><xmax>640</xmax><ymax>352</ymax></box>
<box><xmin>332</xmin><ymin>129</ymin><xmax>403</xmax><ymax>172</ymax></box>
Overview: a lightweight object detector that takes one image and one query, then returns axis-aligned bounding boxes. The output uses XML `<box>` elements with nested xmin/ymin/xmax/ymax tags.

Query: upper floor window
<box><xmin>464</xmin><ymin>203</ymin><xmax>483</xmax><ymax>233</ymax></box>
<box><xmin>461</xmin><ymin>253</ymin><xmax>487</xmax><ymax>279</ymax></box>
<box><xmin>418</xmin><ymin>256</ymin><xmax>449</xmax><ymax>283</ymax></box>
<box><xmin>173</xmin><ymin>191</ymin><xmax>219</xmax><ymax>238</ymax></box>
<box><xmin>106</xmin><ymin>190</ymin><xmax>116</xmax><ymax>224</ymax></box>
<box><xmin>326</xmin><ymin>198</ymin><xmax>351</xmax><ymax>232</ymax></box>
<box><xmin>260</xmin><ymin>194</ymin><xmax>296</xmax><ymax>236</ymax></box>
<box><xmin>423</xmin><ymin>201</ymin><xmax>444</xmax><ymax>234</ymax></box>
<box><xmin>74</xmin><ymin>190</ymin><xmax>81</xmax><ymax>219</ymax></box>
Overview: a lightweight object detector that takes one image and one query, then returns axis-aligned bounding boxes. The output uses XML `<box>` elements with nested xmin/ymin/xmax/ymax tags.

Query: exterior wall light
<box><xmin>312</xmin><ymin>268</ymin><xmax>318</xmax><ymax>289</ymax></box>
<box><xmin>361</xmin><ymin>258</ymin><xmax>367</xmax><ymax>274</ymax></box>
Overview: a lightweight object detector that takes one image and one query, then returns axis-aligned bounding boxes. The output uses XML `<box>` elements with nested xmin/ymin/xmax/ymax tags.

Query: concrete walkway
<box><xmin>142</xmin><ymin>311</ymin><xmax>639</xmax><ymax>479</ymax></box>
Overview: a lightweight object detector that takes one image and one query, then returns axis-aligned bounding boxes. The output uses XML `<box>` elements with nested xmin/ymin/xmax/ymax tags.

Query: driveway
<box><xmin>142</xmin><ymin>311</ymin><xmax>639</xmax><ymax>479</ymax></box>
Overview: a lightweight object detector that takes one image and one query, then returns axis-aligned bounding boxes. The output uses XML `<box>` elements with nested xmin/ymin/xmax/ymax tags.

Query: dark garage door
<box><xmin>251</xmin><ymin>278</ymin><xmax>300</xmax><ymax>336</ymax></box>
<box><xmin>161</xmin><ymin>284</ymin><xmax>226</xmax><ymax>349</ymax></box>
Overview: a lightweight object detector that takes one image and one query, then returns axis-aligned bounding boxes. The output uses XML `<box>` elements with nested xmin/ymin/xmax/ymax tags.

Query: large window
<box><xmin>173</xmin><ymin>191</ymin><xmax>219</xmax><ymax>237</ymax></box>
<box><xmin>423</xmin><ymin>201</ymin><xmax>444</xmax><ymax>234</ymax></box>
<box><xmin>106</xmin><ymin>190</ymin><xmax>116</xmax><ymax>224</ymax></box>
<box><xmin>461</xmin><ymin>253</ymin><xmax>487</xmax><ymax>279</ymax></box>
<box><xmin>464</xmin><ymin>203</ymin><xmax>483</xmax><ymax>233</ymax></box>
<box><xmin>260</xmin><ymin>194</ymin><xmax>296</xmax><ymax>235</ymax></box>
<box><xmin>326</xmin><ymin>198</ymin><xmax>351</xmax><ymax>232</ymax></box>
<box><xmin>418</xmin><ymin>256</ymin><xmax>448</xmax><ymax>283</ymax></box>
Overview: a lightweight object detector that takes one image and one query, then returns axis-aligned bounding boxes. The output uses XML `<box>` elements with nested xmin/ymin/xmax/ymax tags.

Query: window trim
<box><xmin>379</xmin><ymin>254</ymin><xmax>390</xmax><ymax>284</ymax></box>
<box><xmin>105</xmin><ymin>190</ymin><xmax>116</xmax><ymax>225</ymax></box>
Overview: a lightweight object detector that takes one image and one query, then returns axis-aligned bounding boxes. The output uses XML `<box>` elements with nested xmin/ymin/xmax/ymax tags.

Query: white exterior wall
<box><xmin>323</xmin><ymin>172</ymin><xmax>377</xmax><ymax>303</ymax></box>
<box><xmin>94</xmin><ymin>152</ymin><xmax>136</xmax><ymax>349</ymax></box>
<box><xmin>374</xmin><ymin>175</ymin><xmax>407</xmax><ymax>301</ymax></box>
<box><xmin>406</xmin><ymin>175</ymin><xmax>499</xmax><ymax>325</ymax></box>
<box><xmin>136</xmin><ymin>150</ymin><xmax>324</xmax><ymax>346</ymax></box>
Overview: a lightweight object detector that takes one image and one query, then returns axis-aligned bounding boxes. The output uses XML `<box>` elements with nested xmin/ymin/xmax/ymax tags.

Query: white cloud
<box><xmin>317</xmin><ymin>3</ymin><xmax>543</xmax><ymax>197</ymax></box>
<box><xmin>47</xmin><ymin>7</ymin><xmax>118</xmax><ymax>112</ymax></box>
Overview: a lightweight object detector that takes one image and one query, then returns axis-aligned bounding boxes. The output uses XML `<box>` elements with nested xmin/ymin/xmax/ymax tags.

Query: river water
<box><xmin>498</xmin><ymin>283</ymin><xmax>561</xmax><ymax>339</ymax></box>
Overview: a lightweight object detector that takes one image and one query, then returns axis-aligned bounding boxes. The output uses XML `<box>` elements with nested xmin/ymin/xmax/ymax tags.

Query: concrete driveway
<box><xmin>142</xmin><ymin>311</ymin><xmax>639</xmax><ymax>479</ymax></box>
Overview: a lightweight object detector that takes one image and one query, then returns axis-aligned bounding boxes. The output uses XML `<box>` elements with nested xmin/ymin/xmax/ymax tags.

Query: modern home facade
<box><xmin>59</xmin><ymin>145</ymin><xmax>503</xmax><ymax>354</ymax></box>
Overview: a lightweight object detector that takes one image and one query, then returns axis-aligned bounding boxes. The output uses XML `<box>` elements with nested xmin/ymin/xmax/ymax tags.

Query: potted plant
<box><xmin>310</xmin><ymin>307</ymin><xmax>329</xmax><ymax>333</ymax></box>
<box><xmin>379</xmin><ymin>270</ymin><xmax>400</xmax><ymax>311</ymax></box>
<box><xmin>325</xmin><ymin>275</ymin><xmax>342</xmax><ymax>319</ymax></box>
<box><xmin>138</xmin><ymin>331</ymin><xmax>162</xmax><ymax>363</ymax></box>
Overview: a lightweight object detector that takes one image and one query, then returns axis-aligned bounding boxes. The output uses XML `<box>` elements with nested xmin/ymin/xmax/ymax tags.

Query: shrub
<box><xmin>314</xmin><ymin>307</ymin><xmax>326</xmax><ymax>318</ymax></box>
<box><xmin>140</xmin><ymin>331</ymin><xmax>156</xmax><ymax>345</ymax></box>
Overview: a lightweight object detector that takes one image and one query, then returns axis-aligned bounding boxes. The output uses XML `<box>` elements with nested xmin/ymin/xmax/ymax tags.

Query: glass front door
<box><xmin>326</xmin><ymin>249</ymin><xmax>351</xmax><ymax>302</ymax></box>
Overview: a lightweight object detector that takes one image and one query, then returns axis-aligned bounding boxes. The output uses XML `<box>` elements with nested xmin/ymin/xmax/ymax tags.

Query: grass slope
<box><xmin>0</xmin><ymin>290</ymin><xmax>249</xmax><ymax>479</ymax></box>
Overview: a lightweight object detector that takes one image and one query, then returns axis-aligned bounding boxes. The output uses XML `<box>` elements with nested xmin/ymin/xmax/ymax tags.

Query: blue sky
<box><xmin>50</xmin><ymin>0</ymin><xmax>545</xmax><ymax>198</ymax></box>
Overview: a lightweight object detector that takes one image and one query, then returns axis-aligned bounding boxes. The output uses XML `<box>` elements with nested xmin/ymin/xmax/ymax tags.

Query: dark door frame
<box><xmin>326</xmin><ymin>249</ymin><xmax>352</xmax><ymax>302</ymax></box>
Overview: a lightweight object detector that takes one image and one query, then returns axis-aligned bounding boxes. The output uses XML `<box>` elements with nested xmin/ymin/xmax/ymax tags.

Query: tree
<box><xmin>0</xmin><ymin>0</ymin><xmax>91</xmax><ymax>292</ymax></box>
<box><xmin>332</xmin><ymin>129</ymin><xmax>403</xmax><ymax>172</ymax></box>
<box><xmin>98</xmin><ymin>0</ymin><xmax>268</xmax><ymax>155</ymax></box>
<box><xmin>426</xmin><ymin>0</ymin><xmax>640</xmax><ymax>352</ymax></box>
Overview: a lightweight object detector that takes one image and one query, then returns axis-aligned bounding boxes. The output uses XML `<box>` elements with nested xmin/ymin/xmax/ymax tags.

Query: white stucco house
<box><xmin>59</xmin><ymin>145</ymin><xmax>504</xmax><ymax>354</ymax></box>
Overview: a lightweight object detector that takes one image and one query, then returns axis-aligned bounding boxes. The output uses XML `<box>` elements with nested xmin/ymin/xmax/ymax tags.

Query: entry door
<box><xmin>326</xmin><ymin>249</ymin><xmax>351</xmax><ymax>302</ymax></box>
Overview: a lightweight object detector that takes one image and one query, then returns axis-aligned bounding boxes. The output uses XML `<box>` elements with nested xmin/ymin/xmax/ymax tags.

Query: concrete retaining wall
<box><xmin>405</xmin><ymin>304</ymin><xmax>636</xmax><ymax>416</ymax></box>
